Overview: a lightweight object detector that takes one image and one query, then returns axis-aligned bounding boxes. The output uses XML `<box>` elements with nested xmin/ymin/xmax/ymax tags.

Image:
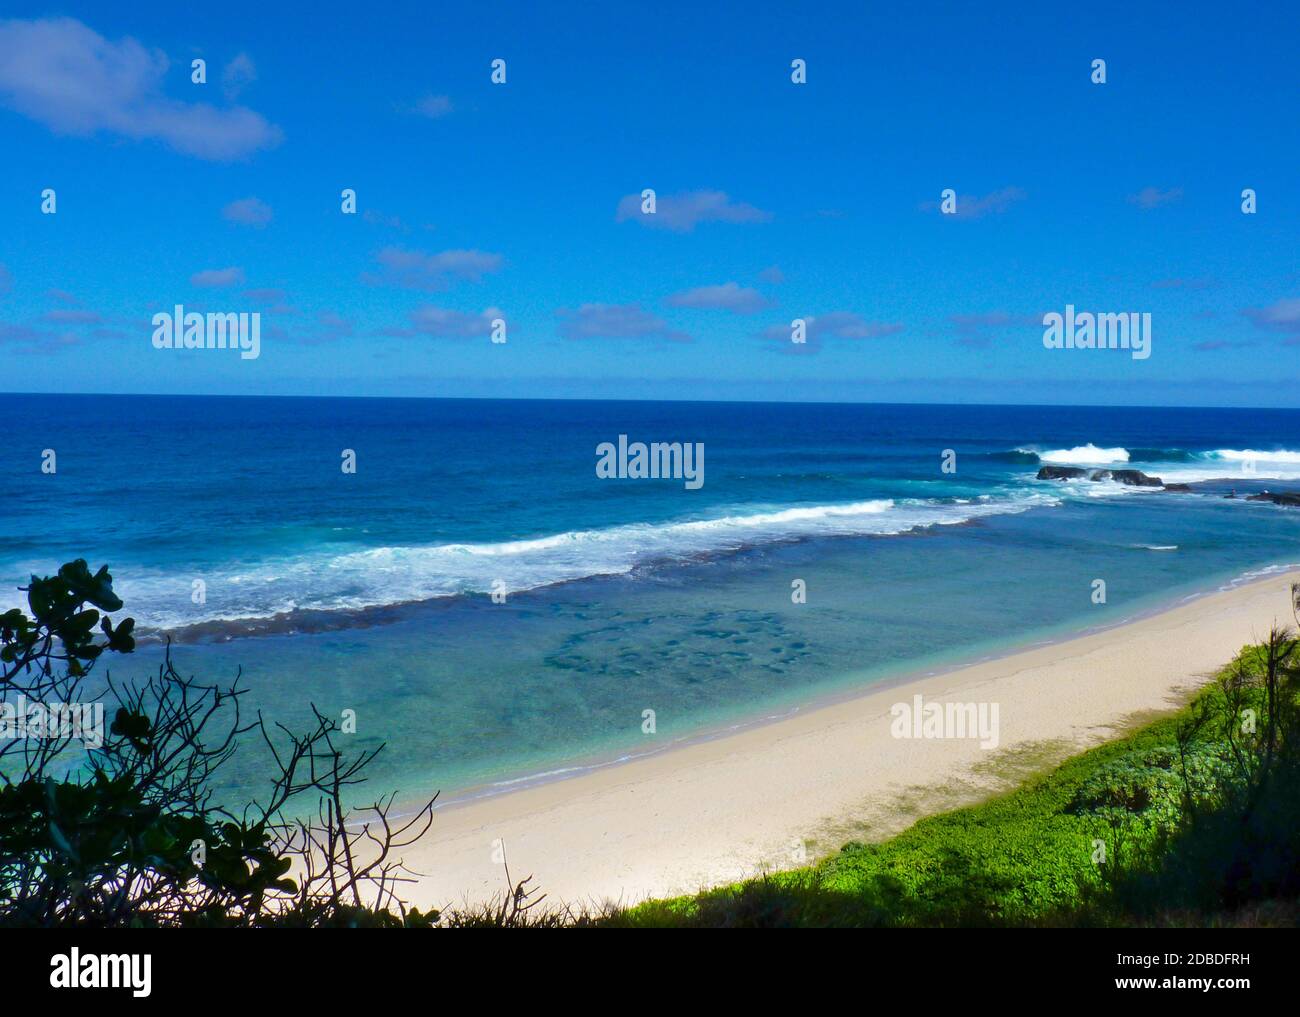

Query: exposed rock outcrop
<box><xmin>1105</xmin><ymin>469</ymin><xmax>1164</xmax><ymax>487</ymax></box>
<box><xmin>1036</xmin><ymin>465</ymin><xmax>1089</xmax><ymax>480</ymax></box>
<box><xmin>1245</xmin><ymin>491</ymin><xmax>1300</xmax><ymax>507</ymax></box>
<box><xmin>1036</xmin><ymin>466</ymin><xmax>1166</xmax><ymax>487</ymax></box>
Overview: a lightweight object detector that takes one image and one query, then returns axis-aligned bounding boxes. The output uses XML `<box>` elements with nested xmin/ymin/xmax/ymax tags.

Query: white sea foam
<box><xmin>1149</xmin><ymin>448</ymin><xmax>1300</xmax><ymax>484</ymax></box>
<box><xmin>2</xmin><ymin>492</ymin><xmax>1060</xmax><ymax>630</ymax></box>
<box><xmin>1217</xmin><ymin>562</ymin><xmax>1300</xmax><ymax>590</ymax></box>
<box><xmin>1040</xmin><ymin>444</ymin><xmax>1131</xmax><ymax>465</ymax></box>
<box><xmin>1210</xmin><ymin>449</ymin><xmax>1300</xmax><ymax>464</ymax></box>
<box><xmin>1160</xmin><ymin>449</ymin><xmax>1300</xmax><ymax>483</ymax></box>
<box><xmin>1036</xmin><ymin>446</ymin><xmax>1300</xmax><ymax>484</ymax></box>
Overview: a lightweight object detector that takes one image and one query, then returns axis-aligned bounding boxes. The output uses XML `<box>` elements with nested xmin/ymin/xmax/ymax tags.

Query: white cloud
<box><xmin>667</xmin><ymin>282</ymin><xmax>769</xmax><ymax>314</ymax></box>
<box><xmin>615</xmin><ymin>190</ymin><xmax>771</xmax><ymax>233</ymax></box>
<box><xmin>920</xmin><ymin>187</ymin><xmax>1026</xmax><ymax>220</ymax></box>
<box><xmin>0</xmin><ymin>17</ymin><xmax>281</xmax><ymax>160</ymax></box>
<box><xmin>399</xmin><ymin>305</ymin><xmax>501</xmax><ymax>338</ymax></box>
<box><xmin>368</xmin><ymin>247</ymin><xmax>503</xmax><ymax>290</ymax></box>
<box><xmin>558</xmin><ymin>303</ymin><xmax>689</xmax><ymax>342</ymax></box>
<box><xmin>222</xmin><ymin>196</ymin><xmax>273</xmax><ymax>227</ymax></box>
<box><xmin>1244</xmin><ymin>297</ymin><xmax>1300</xmax><ymax>333</ymax></box>
<box><xmin>760</xmin><ymin>312</ymin><xmax>902</xmax><ymax>353</ymax></box>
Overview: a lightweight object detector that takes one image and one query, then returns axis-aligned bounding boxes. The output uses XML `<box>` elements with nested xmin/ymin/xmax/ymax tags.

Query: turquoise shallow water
<box><xmin>2</xmin><ymin>396</ymin><xmax>1300</xmax><ymax>806</ymax></box>
<box><xmin>122</xmin><ymin>476</ymin><xmax>1300</xmax><ymax>807</ymax></box>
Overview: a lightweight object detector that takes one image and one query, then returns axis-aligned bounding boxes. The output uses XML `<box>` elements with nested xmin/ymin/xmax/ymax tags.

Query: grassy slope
<box><xmin>608</xmin><ymin>646</ymin><xmax>1290</xmax><ymax>928</ymax></box>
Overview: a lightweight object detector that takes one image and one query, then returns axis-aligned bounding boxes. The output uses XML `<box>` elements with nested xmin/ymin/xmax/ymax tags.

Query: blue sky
<box><xmin>0</xmin><ymin>1</ymin><xmax>1296</xmax><ymax>405</ymax></box>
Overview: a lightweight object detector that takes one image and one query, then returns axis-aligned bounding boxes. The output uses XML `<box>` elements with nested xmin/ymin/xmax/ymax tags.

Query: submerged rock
<box><xmin>1163</xmin><ymin>483</ymin><xmax>1193</xmax><ymax>493</ymax></box>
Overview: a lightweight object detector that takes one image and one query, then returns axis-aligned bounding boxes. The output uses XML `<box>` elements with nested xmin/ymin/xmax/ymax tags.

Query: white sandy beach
<box><xmin>403</xmin><ymin>571</ymin><xmax>1299</xmax><ymax>913</ymax></box>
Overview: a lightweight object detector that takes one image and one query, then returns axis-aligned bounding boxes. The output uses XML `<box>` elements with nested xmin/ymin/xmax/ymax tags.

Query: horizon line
<box><xmin>1</xmin><ymin>390</ymin><xmax>1298</xmax><ymax>413</ymax></box>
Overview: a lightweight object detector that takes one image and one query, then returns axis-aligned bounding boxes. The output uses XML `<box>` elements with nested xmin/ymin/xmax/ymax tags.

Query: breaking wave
<box><xmin>1006</xmin><ymin>445</ymin><xmax>1300</xmax><ymax>483</ymax></box>
<box><xmin>36</xmin><ymin>492</ymin><xmax>1061</xmax><ymax>635</ymax></box>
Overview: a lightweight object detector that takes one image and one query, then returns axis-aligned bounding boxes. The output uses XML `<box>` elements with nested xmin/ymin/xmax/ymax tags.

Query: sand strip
<box><xmin>403</xmin><ymin>571</ymin><xmax>1299</xmax><ymax>912</ymax></box>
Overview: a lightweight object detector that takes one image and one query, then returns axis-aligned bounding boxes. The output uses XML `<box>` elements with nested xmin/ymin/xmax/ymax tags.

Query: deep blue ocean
<box><xmin>4</xmin><ymin>395</ymin><xmax>1300</xmax><ymax>805</ymax></box>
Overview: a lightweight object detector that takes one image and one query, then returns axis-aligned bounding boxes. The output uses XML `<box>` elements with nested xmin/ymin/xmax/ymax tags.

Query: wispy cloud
<box><xmin>221</xmin><ymin>53</ymin><xmax>256</xmax><ymax>101</ymax></box>
<box><xmin>243</xmin><ymin>287</ymin><xmax>286</xmax><ymax>303</ymax></box>
<box><xmin>1243</xmin><ymin>297</ymin><xmax>1300</xmax><ymax>334</ymax></box>
<box><xmin>666</xmin><ymin>282</ymin><xmax>769</xmax><ymax>314</ymax></box>
<box><xmin>222</xmin><ymin>196</ymin><xmax>273</xmax><ymax>227</ymax></box>
<box><xmin>363</xmin><ymin>209</ymin><xmax>408</xmax><ymax>231</ymax></box>
<box><xmin>615</xmin><ymin>190</ymin><xmax>771</xmax><ymax>233</ymax></box>
<box><xmin>1128</xmin><ymin>186</ymin><xmax>1183</xmax><ymax>209</ymax></box>
<box><xmin>558</xmin><ymin>303</ymin><xmax>690</xmax><ymax>342</ymax></box>
<box><xmin>950</xmin><ymin>311</ymin><xmax>1041</xmax><ymax>349</ymax></box>
<box><xmin>366</xmin><ymin>247</ymin><xmax>503</xmax><ymax>290</ymax></box>
<box><xmin>42</xmin><ymin>308</ymin><xmax>101</xmax><ymax>324</ymax></box>
<box><xmin>190</xmin><ymin>266</ymin><xmax>246</xmax><ymax>287</ymax></box>
<box><xmin>0</xmin><ymin>322</ymin><xmax>66</xmax><ymax>353</ymax></box>
<box><xmin>280</xmin><ymin>310</ymin><xmax>356</xmax><ymax>345</ymax></box>
<box><xmin>0</xmin><ymin>302</ymin><xmax>124</xmax><ymax>353</ymax></box>
<box><xmin>383</xmin><ymin>305</ymin><xmax>502</xmax><ymax>339</ymax></box>
<box><xmin>257</xmin><ymin>311</ymin><xmax>353</xmax><ymax>348</ymax></box>
<box><xmin>412</xmin><ymin>94</ymin><xmax>453</xmax><ymax>119</ymax></box>
<box><xmin>760</xmin><ymin>312</ymin><xmax>901</xmax><ymax>353</ymax></box>
<box><xmin>242</xmin><ymin>287</ymin><xmax>296</xmax><ymax>314</ymax></box>
<box><xmin>317</xmin><ymin>311</ymin><xmax>352</xmax><ymax>337</ymax></box>
<box><xmin>0</xmin><ymin>17</ymin><xmax>281</xmax><ymax>160</ymax></box>
<box><xmin>919</xmin><ymin>187</ymin><xmax>1025</xmax><ymax>220</ymax></box>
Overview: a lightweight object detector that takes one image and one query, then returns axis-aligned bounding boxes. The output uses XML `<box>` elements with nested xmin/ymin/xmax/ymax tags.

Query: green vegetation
<box><xmin>0</xmin><ymin>560</ymin><xmax>439</xmax><ymax>927</ymax></box>
<box><xmin>611</xmin><ymin>620</ymin><xmax>1300</xmax><ymax>927</ymax></box>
